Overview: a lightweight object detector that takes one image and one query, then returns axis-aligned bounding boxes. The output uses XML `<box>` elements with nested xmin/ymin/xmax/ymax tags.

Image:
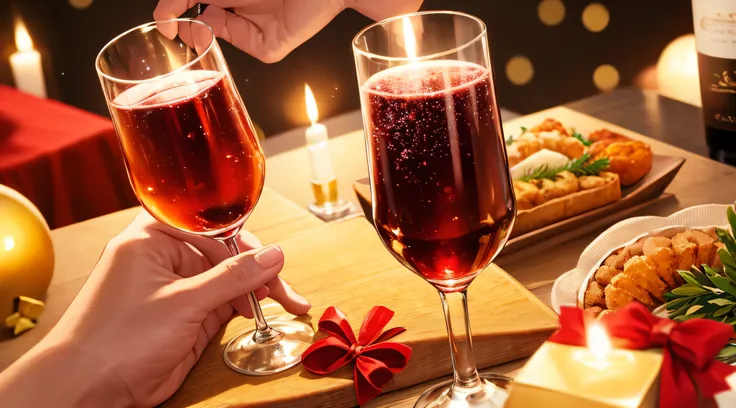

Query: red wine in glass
<box><xmin>109</xmin><ymin>70</ymin><xmax>265</xmax><ymax>236</ymax></box>
<box><xmin>363</xmin><ymin>60</ymin><xmax>515</xmax><ymax>291</ymax></box>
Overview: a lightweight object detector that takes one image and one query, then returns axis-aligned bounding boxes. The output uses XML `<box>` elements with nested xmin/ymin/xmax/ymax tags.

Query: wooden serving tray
<box><xmin>163</xmin><ymin>217</ymin><xmax>558</xmax><ymax>408</ymax></box>
<box><xmin>354</xmin><ymin>107</ymin><xmax>684</xmax><ymax>256</ymax></box>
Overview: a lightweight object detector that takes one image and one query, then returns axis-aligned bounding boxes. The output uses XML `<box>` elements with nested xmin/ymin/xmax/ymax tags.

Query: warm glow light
<box><xmin>402</xmin><ymin>17</ymin><xmax>417</xmax><ymax>60</ymax></box>
<box><xmin>304</xmin><ymin>84</ymin><xmax>319</xmax><ymax>125</ymax></box>
<box><xmin>3</xmin><ymin>236</ymin><xmax>15</xmax><ymax>252</ymax></box>
<box><xmin>657</xmin><ymin>34</ymin><xmax>701</xmax><ymax>107</ymax></box>
<box><xmin>587</xmin><ymin>323</ymin><xmax>612</xmax><ymax>359</ymax></box>
<box><xmin>14</xmin><ymin>20</ymin><xmax>34</xmax><ymax>52</ymax></box>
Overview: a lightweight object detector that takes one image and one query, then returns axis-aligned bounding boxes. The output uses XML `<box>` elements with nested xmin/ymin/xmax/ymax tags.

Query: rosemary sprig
<box><xmin>505</xmin><ymin>126</ymin><xmax>528</xmax><ymax>146</ymax></box>
<box><xmin>519</xmin><ymin>153</ymin><xmax>610</xmax><ymax>182</ymax></box>
<box><xmin>572</xmin><ymin>129</ymin><xmax>593</xmax><ymax>147</ymax></box>
<box><xmin>659</xmin><ymin>206</ymin><xmax>736</xmax><ymax>363</ymax></box>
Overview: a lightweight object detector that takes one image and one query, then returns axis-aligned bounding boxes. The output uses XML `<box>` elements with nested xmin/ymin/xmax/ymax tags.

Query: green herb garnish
<box><xmin>519</xmin><ymin>153</ymin><xmax>609</xmax><ymax>182</ymax></box>
<box><xmin>505</xmin><ymin>126</ymin><xmax>528</xmax><ymax>146</ymax></box>
<box><xmin>571</xmin><ymin>129</ymin><xmax>593</xmax><ymax>147</ymax></box>
<box><xmin>660</xmin><ymin>206</ymin><xmax>736</xmax><ymax>363</ymax></box>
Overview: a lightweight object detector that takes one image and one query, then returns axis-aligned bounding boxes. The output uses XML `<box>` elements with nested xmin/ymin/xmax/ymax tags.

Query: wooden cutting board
<box><xmin>163</xmin><ymin>216</ymin><xmax>558</xmax><ymax>408</ymax></box>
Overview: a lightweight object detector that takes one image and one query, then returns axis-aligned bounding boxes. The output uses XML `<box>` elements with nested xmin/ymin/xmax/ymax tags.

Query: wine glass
<box><xmin>96</xmin><ymin>18</ymin><xmax>314</xmax><ymax>376</ymax></box>
<box><xmin>353</xmin><ymin>11</ymin><xmax>517</xmax><ymax>407</ymax></box>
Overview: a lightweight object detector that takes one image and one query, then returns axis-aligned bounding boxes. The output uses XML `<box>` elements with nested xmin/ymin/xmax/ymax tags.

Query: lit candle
<box><xmin>304</xmin><ymin>84</ymin><xmax>336</xmax><ymax>183</ymax></box>
<box><xmin>505</xmin><ymin>323</ymin><xmax>663</xmax><ymax>408</ymax></box>
<box><xmin>10</xmin><ymin>19</ymin><xmax>47</xmax><ymax>99</ymax></box>
<box><xmin>304</xmin><ymin>83</ymin><xmax>344</xmax><ymax>211</ymax></box>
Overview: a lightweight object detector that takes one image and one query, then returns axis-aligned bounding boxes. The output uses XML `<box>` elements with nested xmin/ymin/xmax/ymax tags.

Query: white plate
<box><xmin>551</xmin><ymin>204</ymin><xmax>733</xmax><ymax>314</ymax></box>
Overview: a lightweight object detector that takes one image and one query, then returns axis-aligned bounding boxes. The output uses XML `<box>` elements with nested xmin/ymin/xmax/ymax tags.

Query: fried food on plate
<box><xmin>512</xmin><ymin>172</ymin><xmax>620</xmax><ymax>236</ymax></box>
<box><xmin>513</xmin><ymin>180</ymin><xmax>539</xmax><ymax>210</ymax></box>
<box><xmin>581</xmin><ymin>228</ymin><xmax>723</xmax><ymax>315</ymax></box>
<box><xmin>642</xmin><ymin>237</ymin><xmax>680</xmax><ymax>288</ymax></box>
<box><xmin>530</xmin><ymin>118</ymin><xmax>571</xmax><ymax>136</ymax></box>
<box><xmin>587</xmin><ymin>129</ymin><xmax>653</xmax><ymax>187</ymax></box>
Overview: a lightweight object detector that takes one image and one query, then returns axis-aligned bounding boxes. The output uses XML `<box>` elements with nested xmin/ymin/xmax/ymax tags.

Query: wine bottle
<box><xmin>692</xmin><ymin>0</ymin><xmax>736</xmax><ymax>165</ymax></box>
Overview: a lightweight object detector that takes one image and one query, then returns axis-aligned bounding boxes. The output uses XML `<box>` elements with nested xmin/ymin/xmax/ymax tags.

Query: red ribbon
<box><xmin>301</xmin><ymin>306</ymin><xmax>412</xmax><ymax>405</ymax></box>
<box><xmin>549</xmin><ymin>303</ymin><xmax>736</xmax><ymax>408</ymax></box>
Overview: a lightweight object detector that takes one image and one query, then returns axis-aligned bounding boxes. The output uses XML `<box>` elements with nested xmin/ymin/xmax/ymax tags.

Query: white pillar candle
<box><xmin>304</xmin><ymin>84</ymin><xmax>336</xmax><ymax>183</ymax></box>
<box><xmin>10</xmin><ymin>20</ymin><xmax>47</xmax><ymax>99</ymax></box>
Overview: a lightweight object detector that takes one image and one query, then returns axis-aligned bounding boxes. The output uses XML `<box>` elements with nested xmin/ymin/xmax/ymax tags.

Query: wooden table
<box><xmin>3</xmin><ymin>88</ymin><xmax>736</xmax><ymax>407</ymax></box>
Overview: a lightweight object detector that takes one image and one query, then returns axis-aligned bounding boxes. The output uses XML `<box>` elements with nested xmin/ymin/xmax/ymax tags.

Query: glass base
<box><xmin>308</xmin><ymin>199</ymin><xmax>354</xmax><ymax>221</ymax></box>
<box><xmin>414</xmin><ymin>374</ymin><xmax>512</xmax><ymax>408</ymax></box>
<box><xmin>223</xmin><ymin>320</ymin><xmax>315</xmax><ymax>376</ymax></box>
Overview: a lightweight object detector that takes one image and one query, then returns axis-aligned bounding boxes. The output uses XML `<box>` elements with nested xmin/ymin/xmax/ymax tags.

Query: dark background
<box><xmin>0</xmin><ymin>0</ymin><xmax>695</xmax><ymax>136</ymax></box>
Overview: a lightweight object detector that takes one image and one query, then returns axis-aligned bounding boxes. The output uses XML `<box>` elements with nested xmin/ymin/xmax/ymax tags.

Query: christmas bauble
<box><xmin>0</xmin><ymin>185</ymin><xmax>54</xmax><ymax>319</ymax></box>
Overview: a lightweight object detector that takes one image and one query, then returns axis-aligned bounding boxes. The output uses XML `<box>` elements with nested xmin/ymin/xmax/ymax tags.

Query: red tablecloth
<box><xmin>0</xmin><ymin>85</ymin><xmax>138</xmax><ymax>229</ymax></box>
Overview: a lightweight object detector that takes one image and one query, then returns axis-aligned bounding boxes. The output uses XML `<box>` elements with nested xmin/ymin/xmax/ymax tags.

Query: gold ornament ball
<box><xmin>0</xmin><ymin>185</ymin><xmax>54</xmax><ymax>319</ymax></box>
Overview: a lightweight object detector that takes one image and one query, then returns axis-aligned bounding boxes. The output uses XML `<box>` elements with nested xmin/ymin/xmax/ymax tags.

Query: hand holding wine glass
<box><xmin>97</xmin><ymin>18</ymin><xmax>314</xmax><ymax>376</ymax></box>
<box><xmin>0</xmin><ymin>211</ymin><xmax>309</xmax><ymax>408</ymax></box>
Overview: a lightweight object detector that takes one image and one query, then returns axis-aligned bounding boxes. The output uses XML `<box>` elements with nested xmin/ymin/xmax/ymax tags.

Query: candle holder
<box><xmin>307</xmin><ymin>183</ymin><xmax>354</xmax><ymax>221</ymax></box>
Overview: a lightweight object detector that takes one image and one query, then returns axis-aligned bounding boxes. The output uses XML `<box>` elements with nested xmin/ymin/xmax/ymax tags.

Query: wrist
<box><xmin>0</xmin><ymin>339</ymin><xmax>134</xmax><ymax>408</ymax></box>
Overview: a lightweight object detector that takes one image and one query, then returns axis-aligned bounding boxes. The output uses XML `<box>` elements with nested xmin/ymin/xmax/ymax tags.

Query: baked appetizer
<box><xmin>507</xmin><ymin>121</ymin><xmax>654</xmax><ymax>187</ymax></box>
<box><xmin>505</xmin><ymin>119</ymin><xmax>655</xmax><ymax>236</ymax></box>
<box><xmin>506</xmin><ymin>119</ymin><xmax>586</xmax><ymax>167</ymax></box>
<box><xmin>509</xmin><ymin>149</ymin><xmax>621</xmax><ymax>236</ymax></box>
<box><xmin>581</xmin><ymin>227</ymin><xmax>724</xmax><ymax>316</ymax></box>
<box><xmin>588</xmin><ymin>129</ymin><xmax>653</xmax><ymax>186</ymax></box>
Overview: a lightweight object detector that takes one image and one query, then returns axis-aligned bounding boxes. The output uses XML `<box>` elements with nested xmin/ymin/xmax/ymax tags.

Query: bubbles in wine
<box><xmin>110</xmin><ymin>70</ymin><xmax>265</xmax><ymax>236</ymax></box>
<box><xmin>362</xmin><ymin>60</ymin><xmax>514</xmax><ymax>291</ymax></box>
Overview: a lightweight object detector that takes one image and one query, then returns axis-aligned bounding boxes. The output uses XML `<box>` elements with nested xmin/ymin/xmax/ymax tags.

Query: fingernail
<box><xmin>254</xmin><ymin>245</ymin><xmax>283</xmax><ymax>268</ymax></box>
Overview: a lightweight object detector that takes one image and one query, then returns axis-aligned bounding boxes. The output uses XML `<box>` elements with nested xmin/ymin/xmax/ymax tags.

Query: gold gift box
<box><xmin>506</xmin><ymin>342</ymin><xmax>663</xmax><ymax>408</ymax></box>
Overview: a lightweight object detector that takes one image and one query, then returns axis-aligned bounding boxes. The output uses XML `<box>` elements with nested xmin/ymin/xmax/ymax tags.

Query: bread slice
<box><xmin>512</xmin><ymin>173</ymin><xmax>621</xmax><ymax>237</ymax></box>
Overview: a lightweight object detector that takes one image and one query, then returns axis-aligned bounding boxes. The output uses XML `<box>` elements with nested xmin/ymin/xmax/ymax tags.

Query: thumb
<box><xmin>181</xmin><ymin>245</ymin><xmax>285</xmax><ymax>312</ymax></box>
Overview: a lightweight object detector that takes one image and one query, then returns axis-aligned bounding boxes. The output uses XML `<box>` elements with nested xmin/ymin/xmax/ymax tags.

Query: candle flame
<box><xmin>14</xmin><ymin>19</ymin><xmax>34</xmax><ymax>52</ymax></box>
<box><xmin>402</xmin><ymin>17</ymin><xmax>417</xmax><ymax>60</ymax></box>
<box><xmin>587</xmin><ymin>322</ymin><xmax>612</xmax><ymax>359</ymax></box>
<box><xmin>305</xmin><ymin>83</ymin><xmax>319</xmax><ymax>125</ymax></box>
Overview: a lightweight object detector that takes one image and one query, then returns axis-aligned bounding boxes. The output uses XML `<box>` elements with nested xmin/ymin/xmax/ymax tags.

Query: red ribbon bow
<box><xmin>550</xmin><ymin>303</ymin><xmax>736</xmax><ymax>408</ymax></box>
<box><xmin>301</xmin><ymin>306</ymin><xmax>412</xmax><ymax>405</ymax></box>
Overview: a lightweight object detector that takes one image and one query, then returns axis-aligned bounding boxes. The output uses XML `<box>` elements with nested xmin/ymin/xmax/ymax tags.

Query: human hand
<box><xmin>0</xmin><ymin>211</ymin><xmax>310</xmax><ymax>408</ymax></box>
<box><xmin>153</xmin><ymin>0</ymin><xmax>423</xmax><ymax>63</ymax></box>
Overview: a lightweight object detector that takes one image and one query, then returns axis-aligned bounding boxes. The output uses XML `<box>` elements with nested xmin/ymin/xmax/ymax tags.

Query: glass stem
<box><xmin>439</xmin><ymin>289</ymin><xmax>481</xmax><ymax>390</ymax></box>
<box><xmin>223</xmin><ymin>237</ymin><xmax>275</xmax><ymax>341</ymax></box>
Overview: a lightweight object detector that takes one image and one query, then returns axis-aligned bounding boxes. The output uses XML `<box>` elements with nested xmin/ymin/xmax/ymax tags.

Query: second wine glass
<box><xmin>353</xmin><ymin>11</ymin><xmax>517</xmax><ymax>407</ymax></box>
<box><xmin>96</xmin><ymin>18</ymin><xmax>314</xmax><ymax>376</ymax></box>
